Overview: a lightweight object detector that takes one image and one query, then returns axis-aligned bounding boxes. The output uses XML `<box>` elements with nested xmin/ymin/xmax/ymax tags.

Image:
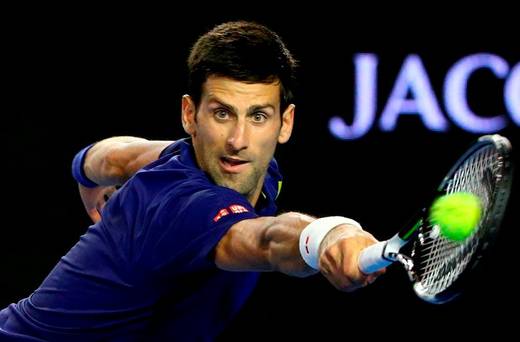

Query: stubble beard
<box><xmin>210</xmin><ymin>163</ymin><xmax>265</xmax><ymax>200</ymax></box>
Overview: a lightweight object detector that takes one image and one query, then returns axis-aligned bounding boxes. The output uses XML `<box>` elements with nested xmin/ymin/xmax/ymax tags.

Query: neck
<box><xmin>247</xmin><ymin>174</ymin><xmax>267</xmax><ymax>207</ymax></box>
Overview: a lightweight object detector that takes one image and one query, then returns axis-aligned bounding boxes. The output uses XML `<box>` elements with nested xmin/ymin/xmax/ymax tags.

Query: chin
<box><xmin>219</xmin><ymin>179</ymin><xmax>250</xmax><ymax>196</ymax></box>
<box><xmin>220</xmin><ymin>181</ymin><xmax>244</xmax><ymax>194</ymax></box>
<box><xmin>211</xmin><ymin>170</ymin><xmax>256</xmax><ymax>195</ymax></box>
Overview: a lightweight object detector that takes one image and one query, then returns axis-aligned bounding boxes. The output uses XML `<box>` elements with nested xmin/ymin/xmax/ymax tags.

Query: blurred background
<box><xmin>3</xmin><ymin>6</ymin><xmax>518</xmax><ymax>340</ymax></box>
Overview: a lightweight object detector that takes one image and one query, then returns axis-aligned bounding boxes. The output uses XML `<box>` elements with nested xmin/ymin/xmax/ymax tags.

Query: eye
<box><xmin>251</xmin><ymin>112</ymin><xmax>268</xmax><ymax>123</ymax></box>
<box><xmin>214</xmin><ymin>109</ymin><xmax>230</xmax><ymax>120</ymax></box>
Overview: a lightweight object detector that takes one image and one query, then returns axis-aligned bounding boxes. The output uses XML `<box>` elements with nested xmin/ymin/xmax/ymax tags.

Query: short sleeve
<box><xmin>142</xmin><ymin>186</ymin><xmax>258</xmax><ymax>275</ymax></box>
<box><xmin>158</xmin><ymin>141</ymin><xmax>178</xmax><ymax>158</ymax></box>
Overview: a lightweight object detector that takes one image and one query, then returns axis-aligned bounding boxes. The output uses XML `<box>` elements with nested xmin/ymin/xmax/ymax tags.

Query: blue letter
<box><xmin>329</xmin><ymin>54</ymin><xmax>378</xmax><ymax>140</ymax></box>
<box><xmin>444</xmin><ymin>53</ymin><xmax>509</xmax><ymax>133</ymax></box>
<box><xmin>505</xmin><ymin>62</ymin><xmax>520</xmax><ymax>126</ymax></box>
<box><xmin>379</xmin><ymin>55</ymin><xmax>448</xmax><ymax>132</ymax></box>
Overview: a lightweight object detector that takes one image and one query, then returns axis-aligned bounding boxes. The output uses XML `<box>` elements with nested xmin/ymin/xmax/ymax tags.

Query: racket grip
<box><xmin>359</xmin><ymin>233</ymin><xmax>408</xmax><ymax>274</ymax></box>
<box><xmin>358</xmin><ymin>241</ymin><xmax>393</xmax><ymax>274</ymax></box>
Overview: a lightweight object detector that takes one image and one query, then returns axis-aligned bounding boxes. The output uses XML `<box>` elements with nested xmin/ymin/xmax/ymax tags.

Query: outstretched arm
<box><xmin>83</xmin><ymin>136</ymin><xmax>173</xmax><ymax>185</ymax></box>
<box><xmin>74</xmin><ymin>137</ymin><xmax>173</xmax><ymax>222</ymax></box>
<box><xmin>215</xmin><ymin>212</ymin><xmax>384</xmax><ymax>292</ymax></box>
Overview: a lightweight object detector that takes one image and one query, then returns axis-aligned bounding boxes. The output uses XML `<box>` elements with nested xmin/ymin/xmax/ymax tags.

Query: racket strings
<box><xmin>414</xmin><ymin>232</ymin><xmax>477</xmax><ymax>292</ymax></box>
<box><xmin>412</xmin><ymin>145</ymin><xmax>501</xmax><ymax>296</ymax></box>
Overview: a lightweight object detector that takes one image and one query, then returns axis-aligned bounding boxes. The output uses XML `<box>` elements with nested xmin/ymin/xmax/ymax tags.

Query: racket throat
<box><xmin>382</xmin><ymin>234</ymin><xmax>418</xmax><ymax>281</ymax></box>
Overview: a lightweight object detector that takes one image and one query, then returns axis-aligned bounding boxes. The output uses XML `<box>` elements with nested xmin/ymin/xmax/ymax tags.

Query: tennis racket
<box><xmin>358</xmin><ymin>134</ymin><xmax>513</xmax><ymax>304</ymax></box>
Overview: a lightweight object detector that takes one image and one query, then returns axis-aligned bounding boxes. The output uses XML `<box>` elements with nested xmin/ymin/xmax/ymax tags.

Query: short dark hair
<box><xmin>187</xmin><ymin>21</ymin><xmax>298</xmax><ymax>111</ymax></box>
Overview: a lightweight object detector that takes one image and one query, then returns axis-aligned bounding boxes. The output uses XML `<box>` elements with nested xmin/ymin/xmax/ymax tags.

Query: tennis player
<box><xmin>0</xmin><ymin>21</ymin><xmax>383</xmax><ymax>341</ymax></box>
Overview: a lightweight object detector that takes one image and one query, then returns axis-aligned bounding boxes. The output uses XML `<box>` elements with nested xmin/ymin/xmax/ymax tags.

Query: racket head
<box><xmin>409</xmin><ymin>134</ymin><xmax>513</xmax><ymax>304</ymax></box>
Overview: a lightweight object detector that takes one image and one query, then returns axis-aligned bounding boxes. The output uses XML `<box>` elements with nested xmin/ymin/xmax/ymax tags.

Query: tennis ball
<box><xmin>429</xmin><ymin>192</ymin><xmax>482</xmax><ymax>242</ymax></box>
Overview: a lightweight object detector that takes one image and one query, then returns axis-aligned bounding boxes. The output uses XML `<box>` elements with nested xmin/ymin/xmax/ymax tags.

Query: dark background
<box><xmin>3</xmin><ymin>7</ymin><xmax>518</xmax><ymax>340</ymax></box>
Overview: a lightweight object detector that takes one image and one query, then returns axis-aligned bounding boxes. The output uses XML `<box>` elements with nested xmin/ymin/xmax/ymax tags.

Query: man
<box><xmin>1</xmin><ymin>21</ymin><xmax>383</xmax><ymax>341</ymax></box>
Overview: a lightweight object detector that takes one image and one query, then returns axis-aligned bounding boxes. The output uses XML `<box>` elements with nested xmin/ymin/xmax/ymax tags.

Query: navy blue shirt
<box><xmin>0</xmin><ymin>139</ymin><xmax>282</xmax><ymax>341</ymax></box>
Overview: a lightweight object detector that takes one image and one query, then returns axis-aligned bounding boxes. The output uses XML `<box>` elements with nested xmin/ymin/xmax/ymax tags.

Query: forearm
<box><xmin>215</xmin><ymin>211</ymin><xmax>382</xmax><ymax>290</ymax></box>
<box><xmin>83</xmin><ymin>137</ymin><xmax>172</xmax><ymax>186</ymax></box>
<box><xmin>262</xmin><ymin>213</ymin><xmax>368</xmax><ymax>277</ymax></box>
<box><xmin>215</xmin><ymin>212</ymin><xmax>318</xmax><ymax>277</ymax></box>
<box><xmin>263</xmin><ymin>212</ymin><xmax>319</xmax><ymax>277</ymax></box>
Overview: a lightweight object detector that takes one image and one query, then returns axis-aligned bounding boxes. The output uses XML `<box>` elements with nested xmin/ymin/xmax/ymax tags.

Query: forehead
<box><xmin>201</xmin><ymin>76</ymin><xmax>280</xmax><ymax>108</ymax></box>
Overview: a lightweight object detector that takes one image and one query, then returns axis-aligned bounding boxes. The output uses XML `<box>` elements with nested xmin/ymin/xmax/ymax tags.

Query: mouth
<box><xmin>219</xmin><ymin>156</ymin><xmax>250</xmax><ymax>174</ymax></box>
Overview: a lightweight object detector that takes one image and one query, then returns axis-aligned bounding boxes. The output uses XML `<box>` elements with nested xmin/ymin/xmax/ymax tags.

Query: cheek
<box><xmin>196</xmin><ymin>126</ymin><xmax>227</xmax><ymax>160</ymax></box>
<box><xmin>198</xmin><ymin>124</ymin><xmax>221</xmax><ymax>143</ymax></box>
<box><xmin>257</xmin><ymin>133</ymin><xmax>279</xmax><ymax>159</ymax></box>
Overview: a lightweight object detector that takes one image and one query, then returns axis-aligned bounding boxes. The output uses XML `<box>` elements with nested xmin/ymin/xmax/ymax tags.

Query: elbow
<box><xmin>102</xmin><ymin>145</ymin><xmax>131</xmax><ymax>184</ymax></box>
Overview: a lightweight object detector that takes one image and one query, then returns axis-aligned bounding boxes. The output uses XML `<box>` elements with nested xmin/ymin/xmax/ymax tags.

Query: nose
<box><xmin>226</xmin><ymin>120</ymin><xmax>248</xmax><ymax>153</ymax></box>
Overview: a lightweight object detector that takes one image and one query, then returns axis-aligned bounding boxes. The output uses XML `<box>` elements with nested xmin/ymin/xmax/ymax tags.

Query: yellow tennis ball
<box><xmin>429</xmin><ymin>192</ymin><xmax>482</xmax><ymax>242</ymax></box>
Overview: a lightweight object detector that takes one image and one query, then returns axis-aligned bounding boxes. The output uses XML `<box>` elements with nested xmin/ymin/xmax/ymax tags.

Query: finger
<box><xmin>366</xmin><ymin>274</ymin><xmax>378</xmax><ymax>285</ymax></box>
<box><xmin>341</xmin><ymin>277</ymin><xmax>367</xmax><ymax>292</ymax></box>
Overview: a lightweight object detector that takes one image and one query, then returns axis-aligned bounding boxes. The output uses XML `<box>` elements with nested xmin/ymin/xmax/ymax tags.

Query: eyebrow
<box><xmin>248</xmin><ymin>104</ymin><xmax>275</xmax><ymax>115</ymax></box>
<box><xmin>207</xmin><ymin>96</ymin><xmax>276</xmax><ymax>115</ymax></box>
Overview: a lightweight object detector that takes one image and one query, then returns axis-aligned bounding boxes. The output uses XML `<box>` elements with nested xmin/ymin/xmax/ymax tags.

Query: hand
<box><xmin>78</xmin><ymin>184</ymin><xmax>118</xmax><ymax>223</ymax></box>
<box><xmin>318</xmin><ymin>224</ymin><xmax>385</xmax><ymax>292</ymax></box>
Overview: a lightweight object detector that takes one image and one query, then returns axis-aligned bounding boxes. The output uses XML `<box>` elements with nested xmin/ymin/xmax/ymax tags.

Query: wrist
<box><xmin>72</xmin><ymin>144</ymin><xmax>99</xmax><ymax>188</ymax></box>
<box><xmin>299</xmin><ymin>216</ymin><xmax>361</xmax><ymax>270</ymax></box>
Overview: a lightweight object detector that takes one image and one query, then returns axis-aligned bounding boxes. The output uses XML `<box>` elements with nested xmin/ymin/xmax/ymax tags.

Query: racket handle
<box><xmin>358</xmin><ymin>241</ymin><xmax>393</xmax><ymax>274</ymax></box>
<box><xmin>358</xmin><ymin>234</ymin><xmax>407</xmax><ymax>274</ymax></box>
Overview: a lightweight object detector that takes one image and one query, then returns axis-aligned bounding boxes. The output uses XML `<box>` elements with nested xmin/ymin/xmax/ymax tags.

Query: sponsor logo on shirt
<box><xmin>229</xmin><ymin>205</ymin><xmax>249</xmax><ymax>214</ymax></box>
<box><xmin>213</xmin><ymin>204</ymin><xmax>249</xmax><ymax>222</ymax></box>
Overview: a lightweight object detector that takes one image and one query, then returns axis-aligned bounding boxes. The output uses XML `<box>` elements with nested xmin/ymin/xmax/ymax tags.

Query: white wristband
<box><xmin>299</xmin><ymin>216</ymin><xmax>362</xmax><ymax>270</ymax></box>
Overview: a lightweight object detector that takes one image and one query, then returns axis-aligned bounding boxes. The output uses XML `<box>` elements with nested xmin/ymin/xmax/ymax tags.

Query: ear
<box><xmin>278</xmin><ymin>104</ymin><xmax>295</xmax><ymax>144</ymax></box>
<box><xmin>181</xmin><ymin>95</ymin><xmax>197</xmax><ymax>136</ymax></box>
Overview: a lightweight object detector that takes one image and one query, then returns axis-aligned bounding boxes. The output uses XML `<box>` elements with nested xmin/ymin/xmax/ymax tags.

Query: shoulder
<box><xmin>144</xmin><ymin>184</ymin><xmax>257</xmax><ymax>269</ymax></box>
<box><xmin>169</xmin><ymin>185</ymin><xmax>255</xmax><ymax>221</ymax></box>
<box><xmin>158</xmin><ymin>139</ymin><xmax>190</xmax><ymax>159</ymax></box>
